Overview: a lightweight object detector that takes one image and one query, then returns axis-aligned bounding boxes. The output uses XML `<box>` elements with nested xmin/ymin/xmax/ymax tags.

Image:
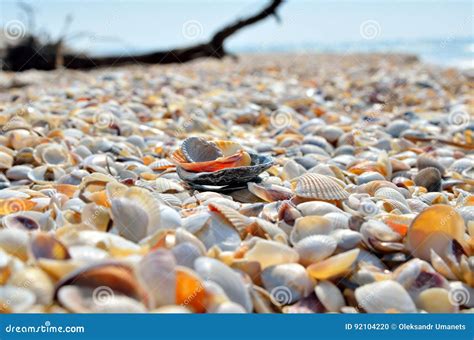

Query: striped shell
<box><xmin>294</xmin><ymin>173</ymin><xmax>349</xmax><ymax>201</ymax></box>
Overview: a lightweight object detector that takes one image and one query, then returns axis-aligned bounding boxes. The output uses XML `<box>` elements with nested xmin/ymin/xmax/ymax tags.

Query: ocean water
<box><xmin>236</xmin><ymin>37</ymin><xmax>474</xmax><ymax>69</ymax></box>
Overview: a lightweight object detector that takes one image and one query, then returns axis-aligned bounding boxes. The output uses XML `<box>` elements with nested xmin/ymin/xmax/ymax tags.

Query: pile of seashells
<box><xmin>0</xmin><ymin>54</ymin><xmax>472</xmax><ymax>313</ymax></box>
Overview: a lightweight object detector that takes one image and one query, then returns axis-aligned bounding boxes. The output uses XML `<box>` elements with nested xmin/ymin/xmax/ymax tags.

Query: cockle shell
<box><xmin>293</xmin><ymin>173</ymin><xmax>349</xmax><ymax>201</ymax></box>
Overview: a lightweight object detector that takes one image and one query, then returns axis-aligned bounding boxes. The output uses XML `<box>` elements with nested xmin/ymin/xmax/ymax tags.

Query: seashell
<box><xmin>355</xmin><ymin>280</ymin><xmax>416</xmax><ymax>313</ymax></box>
<box><xmin>109</xmin><ymin>185</ymin><xmax>161</xmax><ymax>242</ymax></box>
<box><xmin>314</xmin><ymin>280</ymin><xmax>345</xmax><ymax>312</ymax></box>
<box><xmin>33</xmin><ymin>143</ymin><xmax>71</xmax><ymax>166</ymax></box>
<box><xmin>324</xmin><ymin>212</ymin><xmax>349</xmax><ymax>229</ymax></box>
<box><xmin>449</xmin><ymin>158</ymin><xmax>474</xmax><ymax>174</ymax></box>
<box><xmin>386</xmin><ymin>120</ymin><xmax>410</xmax><ymax>137</ymax></box>
<box><xmin>194</xmin><ymin>257</ymin><xmax>252</xmax><ymax>312</ymax></box>
<box><xmin>294</xmin><ymin>235</ymin><xmax>337</xmax><ymax>266</ymax></box>
<box><xmin>356</xmin><ymin>171</ymin><xmax>385</xmax><ymax>185</ymax></box>
<box><xmin>172</xmin><ymin>242</ymin><xmax>204</xmax><ymax>268</ymax></box>
<box><xmin>281</xmin><ymin>160</ymin><xmax>306</xmax><ymax>180</ymax></box>
<box><xmin>247</xmin><ymin>182</ymin><xmax>293</xmax><ymax>202</ymax></box>
<box><xmin>406</xmin><ymin>205</ymin><xmax>465</xmax><ymax>261</ymax></box>
<box><xmin>173</xmin><ymin>148</ymin><xmax>249</xmax><ymax>173</ymax></box>
<box><xmin>417</xmin><ymin>155</ymin><xmax>445</xmax><ymax>174</ymax></box>
<box><xmin>244</xmin><ymin>239</ymin><xmax>299</xmax><ymax>269</ymax></box>
<box><xmin>261</xmin><ymin>263</ymin><xmax>313</xmax><ymax>305</ymax></box>
<box><xmin>175</xmin><ymin>266</ymin><xmax>208</xmax><ymax>313</ymax></box>
<box><xmin>0</xmin><ymin>228</ymin><xmax>29</xmax><ymax>261</ymax></box>
<box><xmin>307</xmin><ymin>248</ymin><xmax>359</xmax><ymax>280</ymax></box>
<box><xmin>30</xmin><ymin>232</ymin><xmax>70</xmax><ymax>260</ymax></box>
<box><xmin>0</xmin><ymin>286</ymin><xmax>36</xmax><ymax>312</ymax></box>
<box><xmin>406</xmin><ymin>198</ymin><xmax>429</xmax><ymax>213</ymax></box>
<box><xmin>6</xmin><ymin>165</ymin><xmax>32</xmax><ymax>181</ymax></box>
<box><xmin>2</xmin><ymin>211</ymin><xmax>44</xmax><ymax>231</ymax></box>
<box><xmin>374</xmin><ymin>187</ymin><xmax>407</xmax><ymax>206</ymax></box>
<box><xmin>55</xmin><ymin>262</ymin><xmax>147</xmax><ymax>305</ymax></box>
<box><xmin>28</xmin><ymin>165</ymin><xmax>66</xmax><ymax>183</ymax></box>
<box><xmin>0</xmin><ymin>151</ymin><xmax>14</xmax><ymax>170</ymax></box>
<box><xmin>9</xmin><ymin>267</ymin><xmax>54</xmax><ymax>305</ymax></box>
<box><xmin>293</xmin><ymin>173</ymin><xmax>349</xmax><ymax>201</ymax></box>
<box><xmin>181</xmin><ymin>137</ymin><xmax>223</xmax><ymax>162</ymax></box>
<box><xmin>330</xmin><ymin>229</ymin><xmax>362</xmax><ymax>250</ymax></box>
<box><xmin>356</xmin><ymin>180</ymin><xmax>399</xmax><ymax>195</ymax></box>
<box><xmin>414</xmin><ymin>167</ymin><xmax>442</xmax><ymax>192</ymax></box>
<box><xmin>212</xmin><ymin>301</ymin><xmax>246</xmax><ymax>313</ymax></box>
<box><xmin>290</xmin><ymin>216</ymin><xmax>334</xmax><ymax>244</ymax></box>
<box><xmin>57</xmin><ymin>286</ymin><xmax>147</xmax><ymax>313</ymax></box>
<box><xmin>176</xmin><ymin>153</ymin><xmax>273</xmax><ymax>187</ymax></box>
<box><xmin>417</xmin><ymin>288</ymin><xmax>457</xmax><ymax>313</ymax></box>
<box><xmin>193</xmin><ymin>212</ymin><xmax>241</xmax><ymax>251</ymax></box>
<box><xmin>297</xmin><ymin>201</ymin><xmax>343</xmax><ymax>216</ymax></box>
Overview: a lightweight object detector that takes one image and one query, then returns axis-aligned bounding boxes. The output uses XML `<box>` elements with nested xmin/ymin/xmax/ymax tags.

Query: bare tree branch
<box><xmin>3</xmin><ymin>0</ymin><xmax>285</xmax><ymax>71</ymax></box>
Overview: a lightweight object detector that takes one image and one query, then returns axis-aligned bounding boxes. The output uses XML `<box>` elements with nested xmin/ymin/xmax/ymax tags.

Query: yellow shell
<box><xmin>307</xmin><ymin>248</ymin><xmax>359</xmax><ymax>280</ymax></box>
<box><xmin>406</xmin><ymin>205</ymin><xmax>465</xmax><ymax>261</ymax></box>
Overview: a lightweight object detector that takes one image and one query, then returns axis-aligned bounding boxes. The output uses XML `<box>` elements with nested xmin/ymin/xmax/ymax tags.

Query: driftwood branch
<box><xmin>3</xmin><ymin>0</ymin><xmax>284</xmax><ymax>71</ymax></box>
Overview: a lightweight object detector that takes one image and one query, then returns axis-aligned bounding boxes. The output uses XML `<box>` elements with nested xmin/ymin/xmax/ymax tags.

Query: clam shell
<box><xmin>0</xmin><ymin>286</ymin><xmax>36</xmax><ymax>312</ymax></box>
<box><xmin>314</xmin><ymin>280</ymin><xmax>345</xmax><ymax>312</ymax></box>
<box><xmin>30</xmin><ymin>232</ymin><xmax>70</xmax><ymax>260</ymax></box>
<box><xmin>414</xmin><ymin>167</ymin><xmax>442</xmax><ymax>192</ymax></box>
<box><xmin>307</xmin><ymin>248</ymin><xmax>359</xmax><ymax>280</ymax></box>
<box><xmin>176</xmin><ymin>153</ymin><xmax>273</xmax><ymax>187</ymax></box>
<box><xmin>261</xmin><ymin>263</ymin><xmax>313</xmax><ymax>305</ymax></box>
<box><xmin>244</xmin><ymin>239</ymin><xmax>299</xmax><ymax>269</ymax></box>
<box><xmin>136</xmin><ymin>249</ymin><xmax>176</xmax><ymax>308</ymax></box>
<box><xmin>294</xmin><ymin>173</ymin><xmax>349</xmax><ymax>201</ymax></box>
<box><xmin>194</xmin><ymin>257</ymin><xmax>253</xmax><ymax>312</ymax></box>
<box><xmin>294</xmin><ymin>235</ymin><xmax>337</xmax><ymax>266</ymax></box>
<box><xmin>297</xmin><ymin>201</ymin><xmax>343</xmax><ymax>216</ymax></box>
<box><xmin>406</xmin><ymin>205</ymin><xmax>465</xmax><ymax>261</ymax></box>
<box><xmin>10</xmin><ymin>267</ymin><xmax>54</xmax><ymax>305</ymax></box>
<box><xmin>55</xmin><ymin>262</ymin><xmax>146</xmax><ymax>305</ymax></box>
<box><xmin>290</xmin><ymin>216</ymin><xmax>334</xmax><ymax>244</ymax></box>
<box><xmin>417</xmin><ymin>288</ymin><xmax>457</xmax><ymax>313</ymax></box>
<box><xmin>355</xmin><ymin>280</ymin><xmax>416</xmax><ymax>313</ymax></box>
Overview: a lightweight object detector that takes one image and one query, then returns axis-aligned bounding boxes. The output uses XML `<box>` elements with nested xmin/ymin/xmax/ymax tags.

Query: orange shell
<box><xmin>172</xmin><ymin>150</ymin><xmax>250</xmax><ymax>173</ymax></box>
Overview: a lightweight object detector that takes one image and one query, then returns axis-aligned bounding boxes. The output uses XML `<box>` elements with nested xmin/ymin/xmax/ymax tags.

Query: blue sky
<box><xmin>1</xmin><ymin>0</ymin><xmax>472</xmax><ymax>54</ymax></box>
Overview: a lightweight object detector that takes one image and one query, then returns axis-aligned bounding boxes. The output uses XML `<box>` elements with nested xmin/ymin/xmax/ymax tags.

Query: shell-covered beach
<box><xmin>0</xmin><ymin>54</ymin><xmax>472</xmax><ymax>313</ymax></box>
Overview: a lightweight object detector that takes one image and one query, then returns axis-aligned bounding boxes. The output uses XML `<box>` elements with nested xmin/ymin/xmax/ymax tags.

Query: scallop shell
<box><xmin>293</xmin><ymin>173</ymin><xmax>349</xmax><ymax>201</ymax></box>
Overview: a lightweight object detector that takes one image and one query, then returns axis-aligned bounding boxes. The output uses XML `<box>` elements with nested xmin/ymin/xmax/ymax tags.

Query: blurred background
<box><xmin>1</xmin><ymin>0</ymin><xmax>473</xmax><ymax>68</ymax></box>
